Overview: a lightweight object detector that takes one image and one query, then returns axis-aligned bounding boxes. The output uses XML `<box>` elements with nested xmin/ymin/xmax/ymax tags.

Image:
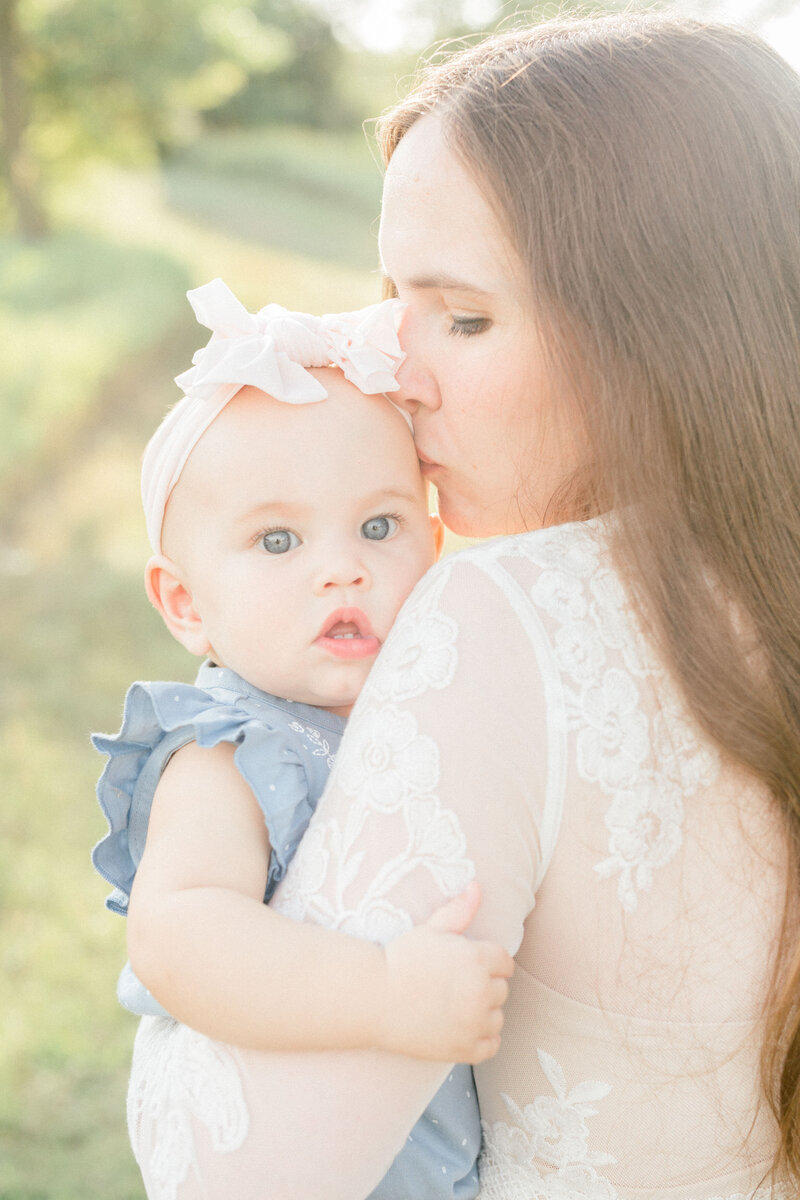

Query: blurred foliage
<box><xmin>0</xmin><ymin>0</ymin><xmax>368</xmax><ymax>234</ymax></box>
<box><xmin>167</xmin><ymin>124</ymin><xmax>382</xmax><ymax>201</ymax></box>
<box><xmin>324</xmin><ymin>0</ymin><xmax>502</xmax><ymax>52</ymax></box>
<box><xmin>0</xmin><ymin>231</ymin><xmax>189</xmax><ymax>506</ymax></box>
<box><xmin>162</xmin><ymin>125</ymin><xmax>384</xmax><ymax>266</ymax></box>
<box><xmin>21</xmin><ymin>0</ymin><xmax>352</xmax><ymax>159</ymax></box>
<box><xmin>204</xmin><ymin>2</ymin><xmax>350</xmax><ymax>128</ymax></box>
<box><xmin>0</xmin><ymin>0</ymin><xmax>542</xmax><ymax>236</ymax></box>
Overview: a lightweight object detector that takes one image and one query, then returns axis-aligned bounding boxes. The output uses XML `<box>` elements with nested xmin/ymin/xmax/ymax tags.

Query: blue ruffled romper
<box><xmin>93</xmin><ymin>660</ymin><xmax>480</xmax><ymax>1199</ymax></box>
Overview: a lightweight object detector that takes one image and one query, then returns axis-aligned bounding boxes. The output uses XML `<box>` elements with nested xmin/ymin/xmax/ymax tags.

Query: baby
<box><xmin>92</xmin><ymin>280</ymin><xmax>512</xmax><ymax>1200</ymax></box>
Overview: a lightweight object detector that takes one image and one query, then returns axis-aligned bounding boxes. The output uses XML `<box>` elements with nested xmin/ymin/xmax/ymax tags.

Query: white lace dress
<box><xmin>128</xmin><ymin>518</ymin><xmax>789</xmax><ymax>1200</ymax></box>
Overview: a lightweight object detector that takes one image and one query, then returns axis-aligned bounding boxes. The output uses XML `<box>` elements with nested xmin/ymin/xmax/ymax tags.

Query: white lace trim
<box><xmin>127</xmin><ymin>1017</ymin><xmax>248</xmax><ymax>1200</ymax></box>
<box><xmin>520</xmin><ymin>524</ymin><xmax>720</xmax><ymax>912</ymax></box>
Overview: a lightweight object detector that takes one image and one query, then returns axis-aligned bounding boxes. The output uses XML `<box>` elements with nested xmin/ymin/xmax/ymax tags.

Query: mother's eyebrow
<box><xmin>384</xmin><ymin>271</ymin><xmax>495</xmax><ymax>296</ymax></box>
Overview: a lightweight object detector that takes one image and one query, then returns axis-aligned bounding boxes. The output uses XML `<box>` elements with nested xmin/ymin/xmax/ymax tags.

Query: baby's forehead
<box><xmin>182</xmin><ymin>373</ymin><xmax>419</xmax><ymax>489</ymax></box>
<box><xmin>223</xmin><ymin>372</ymin><xmax>411</xmax><ymax>441</ymax></box>
<box><xmin>305</xmin><ymin>365</ymin><xmax>406</xmax><ymax>416</ymax></box>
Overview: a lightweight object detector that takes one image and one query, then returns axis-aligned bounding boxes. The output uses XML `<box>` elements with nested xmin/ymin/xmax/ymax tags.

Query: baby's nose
<box><xmin>313</xmin><ymin>552</ymin><xmax>369</xmax><ymax>594</ymax></box>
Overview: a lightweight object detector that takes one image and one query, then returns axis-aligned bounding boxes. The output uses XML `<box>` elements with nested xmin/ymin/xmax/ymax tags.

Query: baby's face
<box><xmin>163</xmin><ymin>370</ymin><xmax>439</xmax><ymax>713</ymax></box>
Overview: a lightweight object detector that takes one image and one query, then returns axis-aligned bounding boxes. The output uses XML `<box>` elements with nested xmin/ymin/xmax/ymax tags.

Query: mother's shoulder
<box><xmin>397</xmin><ymin>517</ymin><xmax>615</xmax><ymax>629</ymax></box>
<box><xmin>439</xmin><ymin>515</ymin><xmax>612</xmax><ymax>577</ymax></box>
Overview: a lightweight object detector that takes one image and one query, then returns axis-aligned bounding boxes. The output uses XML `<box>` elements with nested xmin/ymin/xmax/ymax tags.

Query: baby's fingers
<box><xmin>488</xmin><ymin>976</ymin><xmax>510</xmax><ymax>1010</ymax></box>
<box><xmin>475</xmin><ymin>940</ymin><xmax>515</xmax><ymax>979</ymax></box>
<box><xmin>480</xmin><ymin>1004</ymin><xmax>505</xmax><ymax>1035</ymax></box>
<box><xmin>469</xmin><ymin>1009</ymin><xmax>505</xmax><ymax>1064</ymax></box>
<box><xmin>471</xmin><ymin>1034</ymin><xmax>502</xmax><ymax>1064</ymax></box>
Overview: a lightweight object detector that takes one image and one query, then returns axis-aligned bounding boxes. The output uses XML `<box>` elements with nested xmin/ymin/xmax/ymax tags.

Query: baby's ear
<box><xmin>429</xmin><ymin>513</ymin><xmax>445</xmax><ymax>559</ymax></box>
<box><xmin>144</xmin><ymin>555</ymin><xmax>211</xmax><ymax>657</ymax></box>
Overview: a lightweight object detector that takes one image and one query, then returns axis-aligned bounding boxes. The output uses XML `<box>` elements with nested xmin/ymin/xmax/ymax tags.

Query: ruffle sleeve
<box><xmin>92</xmin><ymin>680</ymin><xmax>314</xmax><ymax>916</ymax></box>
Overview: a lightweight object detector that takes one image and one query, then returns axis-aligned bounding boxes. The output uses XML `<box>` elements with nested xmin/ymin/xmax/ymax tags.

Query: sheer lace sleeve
<box><xmin>131</xmin><ymin>548</ymin><xmax>561</xmax><ymax>1200</ymax></box>
<box><xmin>276</xmin><ymin>548</ymin><xmax>560</xmax><ymax>949</ymax></box>
<box><xmin>239</xmin><ymin>549</ymin><xmax>560</xmax><ymax>1199</ymax></box>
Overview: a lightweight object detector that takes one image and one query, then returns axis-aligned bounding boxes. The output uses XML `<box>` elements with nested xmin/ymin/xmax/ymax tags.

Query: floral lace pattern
<box><xmin>277</xmin><ymin>726</ymin><xmax>474</xmax><ymax>938</ymax></box>
<box><xmin>273</xmin><ymin>560</ymin><xmax>473</xmax><ymax>942</ymax></box>
<box><xmin>365</xmin><ymin>562</ymin><xmax>459</xmax><ymax>707</ymax></box>
<box><xmin>127</xmin><ymin>1017</ymin><xmax>248</xmax><ymax>1200</ymax></box>
<box><xmin>479</xmin><ymin>1049</ymin><xmax>618</xmax><ymax>1200</ymax></box>
<box><xmin>479</xmin><ymin>1046</ymin><xmax>784</xmax><ymax>1200</ymax></box>
<box><xmin>526</xmin><ymin>524</ymin><xmax>720</xmax><ymax>912</ymax></box>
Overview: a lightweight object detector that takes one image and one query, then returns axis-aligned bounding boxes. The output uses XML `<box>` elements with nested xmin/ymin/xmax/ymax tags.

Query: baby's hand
<box><xmin>379</xmin><ymin>881</ymin><xmax>513</xmax><ymax>1064</ymax></box>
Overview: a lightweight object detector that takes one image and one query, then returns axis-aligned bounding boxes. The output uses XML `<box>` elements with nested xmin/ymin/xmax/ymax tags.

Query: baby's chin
<box><xmin>237</xmin><ymin>669</ymin><xmax>365</xmax><ymax>717</ymax></box>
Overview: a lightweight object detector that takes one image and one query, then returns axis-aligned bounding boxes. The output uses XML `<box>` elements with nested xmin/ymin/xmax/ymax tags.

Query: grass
<box><xmin>161</xmin><ymin>126</ymin><xmax>384</xmax><ymax>268</ymax></box>
<box><xmin>0</xmin><ymin>724</ymin><xmax>144</xmax><ymax>1199</ymax></box>
<box><xmin>0</xmin><ymin>127</ymin><xmax>387</xmax><ymax>1196</ymax></box>
<box><xmin>160</xmin><ymin>125</ymin><xmax>383</xmax><ymax>268</ymax></box>
<box><xmin>0</xmin><ymin>232</ymin><xmax>190</xmax><ymax>508</ymax></box>
<box><xmin>54</xmin><ymin>163</ymin><xmax>384</xmax><ymax>312</ymax></box>
<box><xmin>170</xmin><ymin>125</ymin><xmax>384</xmax><ymax>210</ymax></box>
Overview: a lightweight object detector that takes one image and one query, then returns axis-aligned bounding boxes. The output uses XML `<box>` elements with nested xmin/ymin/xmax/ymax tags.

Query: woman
<box><xmin>130</xmin><ymin>13</ymin><xmax>800</xmax><ymax>1198</ymax></box>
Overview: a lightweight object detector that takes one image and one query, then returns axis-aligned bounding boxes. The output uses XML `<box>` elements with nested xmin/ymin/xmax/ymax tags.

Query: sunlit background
<box><xmin>0</xmin><ymin>0</ymin><xmax>796</xmax><ymax>1193</ymax></box>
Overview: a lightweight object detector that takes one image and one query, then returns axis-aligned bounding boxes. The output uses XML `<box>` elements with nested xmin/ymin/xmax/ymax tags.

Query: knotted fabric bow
<box><xmin>141</xmin><ymin>278</ymin><xmax>407</xmax><ymax>553</ymax></box>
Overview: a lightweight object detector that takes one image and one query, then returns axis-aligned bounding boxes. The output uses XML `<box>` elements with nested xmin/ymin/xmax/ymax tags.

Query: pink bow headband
<box><xmin>141</xmin><ymin>278</ymin><xmax>408</xmax><ymax>553</ymax></box>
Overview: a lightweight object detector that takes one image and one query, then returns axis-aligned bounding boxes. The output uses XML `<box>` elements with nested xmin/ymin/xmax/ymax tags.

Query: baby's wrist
<box><xmin>377</xmin><ymin>935</ymin><xmax>432</xmax><ymax>1058</ymax></box>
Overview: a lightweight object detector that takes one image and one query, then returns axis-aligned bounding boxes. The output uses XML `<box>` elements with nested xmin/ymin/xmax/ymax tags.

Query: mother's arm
<box><xmin>231</xmin><ymin>554</ymin><xmax>555</xmax><ymax>1199</ymax></box>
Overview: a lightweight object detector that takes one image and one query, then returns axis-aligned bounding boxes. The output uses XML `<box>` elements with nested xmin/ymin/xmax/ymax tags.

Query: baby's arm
<box><xmin>127</xmin><ymin>739</ymin><xmax>512</xmax><ymax>1061</ymax></box>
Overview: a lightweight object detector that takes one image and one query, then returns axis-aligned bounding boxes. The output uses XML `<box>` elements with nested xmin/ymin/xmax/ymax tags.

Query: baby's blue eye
<box><xmin>261</xmin><ymin>529</ymin><xmax>300</xmax><ymax>554</ymax></box>
<box><xmin>361</xmin><ymin>515</ymin><xmax>398</xmax><ymax>541</ymax></box>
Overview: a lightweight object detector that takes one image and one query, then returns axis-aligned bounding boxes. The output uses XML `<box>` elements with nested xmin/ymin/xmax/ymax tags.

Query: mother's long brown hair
<box><xmin>378</xmin><ymin>13</ymin><xmax>800</xmax><ymax>1185</ymax></box>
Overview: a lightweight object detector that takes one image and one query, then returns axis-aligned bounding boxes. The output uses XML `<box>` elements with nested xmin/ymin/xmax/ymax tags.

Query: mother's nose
<box><xmin>391</xmin><ymin>312</ymin><xmax>442</xmax><ymax>415</ymax></box>
<box><xmin>390</xmin><ymin>354</ymin><xmax>441</xmax><ymax>416</ymax></box>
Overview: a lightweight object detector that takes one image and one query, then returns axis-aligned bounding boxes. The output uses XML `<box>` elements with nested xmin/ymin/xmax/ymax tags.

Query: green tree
<box><xmin>0</xmin><ymin>0</ymin><xmax>48</xmax><ymax>236</ymax></box>
<box><xmin>206</xmin><ymin>1</ymin><xmax>350</xmax><ymax>129</ymax></box>
<box><xmin>0</xmin><ymin>0</ymin><xmax>344</xmax><ymax>237</ymax></box>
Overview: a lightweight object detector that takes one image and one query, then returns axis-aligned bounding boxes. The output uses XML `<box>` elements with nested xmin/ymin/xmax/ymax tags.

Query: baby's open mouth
<box><xmin>316</xmin><ymin>609</ymin><xmax>380</xmax><ymax>659</ymax></box>
<box><xmin>327</xmin><ymin>622</ymin><xmax>363</xmax><ymax>639</ymax></box>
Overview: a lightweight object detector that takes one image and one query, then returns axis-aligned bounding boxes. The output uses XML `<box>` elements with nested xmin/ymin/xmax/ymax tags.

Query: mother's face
<box><xmin>379</xmin><ymin>114</ymin><xmax>582</xmax><ymax>538</ymax></box>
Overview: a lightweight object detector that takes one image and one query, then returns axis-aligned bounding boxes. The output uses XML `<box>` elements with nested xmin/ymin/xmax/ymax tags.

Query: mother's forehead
<box><xmin>379</xmin><ymin>117</ymin><xmax>522</xmax><ymax>292</ymax></box>
<box><xmin>382</xmin><ymin>113</ymin><xmax>472</xmax><ymax>197</ymax></box>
